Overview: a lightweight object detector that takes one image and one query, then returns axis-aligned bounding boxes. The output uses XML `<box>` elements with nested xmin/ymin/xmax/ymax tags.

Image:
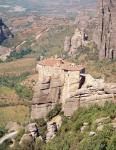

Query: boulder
<box><xmin>89</xmin><ymin>131</ymin><xmax>96</xmax><ymax>136</ymax></box>
<box><xmin>19</xmin><ymin>134</ymin><xmax>33</xmax><ymax>145</ymax></box>
<box><xmin>46</xmin><ymin>115</ymin><xmax>62</xmax><ymax>142</ymax></box>
<box><xmin>97</xmin><ymin>125</ymin><xmax>104</xmax><ymax>132</ymax></box>
<box><xmin>26</xmin><ymin>123</ymin><xmax>39</xmax><ymax>139</ymax></box>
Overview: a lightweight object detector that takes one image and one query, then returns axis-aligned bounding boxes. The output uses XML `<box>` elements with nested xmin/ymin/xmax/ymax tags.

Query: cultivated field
<box><xmin>0</xmin><ymin>58</ymin><xmax>36</xmax><ymax>76</ymax></box>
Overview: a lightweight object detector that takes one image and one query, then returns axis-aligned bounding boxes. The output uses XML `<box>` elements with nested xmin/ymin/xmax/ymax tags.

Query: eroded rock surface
<box><xmin>93</xmin><ymin>0</ymin><xmax>116</xmax><ymax>60</ymax></box>
<box><xmin>64</xmin><ymin>28</ymin><xmax>88</xmax><ymax>55</ymax></box>
<box><xmin>31</xmin><ymin>58</ymin><xmax>116</xmax><ymax>119</ymax></box>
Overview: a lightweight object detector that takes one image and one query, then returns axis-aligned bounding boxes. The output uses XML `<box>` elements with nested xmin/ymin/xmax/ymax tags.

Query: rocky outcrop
<box><xmin>31</xmin><ymin>58</ymin><xmax>116</xmax><ymax>119</ymax></box>
<box><xmin>46</xmin><ymin>115</ymin><xmax>62</xmax><ymax>142</ymax></box>
<box><xmin>0</xmin><ymin>18</ymin><xmax>14</xmax><ymax>44</ymax></box>
<box><xmin>63</xmin><ymin>74</ymin><xmax>116</xmax><ymax>116</ymax></box>
<box><xmin>93</xmin><ymin>0</ymin><xmax>116</xmax><ymax>60</ymax></box>
<box><xmin>31</xmin><ymin>58</ymin><xmax>84</xmax><ymax>119</ymax></box>
<box><xmin>26</xmin><ymin>123</ymin><xmax>39</xmax><ymax>139</ymax></box>
<box><xmin>64</xmin><ymin>28</ymin><xmax>88</xmax><ymax>55</ymax></box>
<box><xmin>31</xmin><ymin>77</ymin><xmax>63</xmax><ymax>119</ymax></box>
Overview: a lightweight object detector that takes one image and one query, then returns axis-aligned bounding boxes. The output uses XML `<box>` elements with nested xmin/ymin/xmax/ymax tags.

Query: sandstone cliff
<box><xmin>93</xmin><ymin>0</ymin><xmax>116</xmax><ymax>60</ymax></box>
<box><xmin>64</xmin><ymin>28</ymin><xmax>88</xmax><ymax>55</ymax></box>
<box><xmin>31</xmin><ymin>58</ymin><xmax>116</xmax><ymax>119</ymax></box>
<box><xmin>0</xmin><ymin>18</ymin><xmax>14</xmax><ymax>44</ymax></box>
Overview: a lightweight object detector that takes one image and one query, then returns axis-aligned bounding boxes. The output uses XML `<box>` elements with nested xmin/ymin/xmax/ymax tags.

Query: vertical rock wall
<box><xmin>0</xmin><ymin>18</ymin><xmax>14</xmax><ymax>44</ymax></box>
<box><xmin>64</xmin><ymin>28</ymin><xmax>88</xmax><ymax>55</ymax></box>
<box><xmin>94</xmin><ymin>0</ymin><xmax>116</xmax><ymax>60</ymax></box>
<box><xmin>31</xmin><ymin>64</ymin><xmax>81</xmax><ymax>119</ymax></box>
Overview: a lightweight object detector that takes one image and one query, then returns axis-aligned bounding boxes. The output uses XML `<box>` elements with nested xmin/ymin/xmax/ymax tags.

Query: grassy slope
<box><xmin>68</xmin><ymin>43</ymin><xmax>116</xmax><ymax>82</ymax></box>
<box><xmin>0</xmin><ymin>58</ymin><xmax>36</xmax><ymax>74</ymax></box>
<box><xmin>31</xmin><ymin>25</ymin><xmax>75</xmax><ymax>58</ymax></box>
<box><xmin>0</xmin><ymin>105</ymin><xmax>30</xmax><ymax>127</ymax></box>
<box><xmin>44</xmin><ymin>103</ymin><xmax>116</xmax><ymax>150</ymax></box>
<box><xmin>0</xmin><ymin>58</ymin><xmax>36</xmax><ymax>127</ymax></box>
<box><xmin>0</xmin><ymin>85</ymin><xmax>30</xmax><ymax>128</ymax></box>
<box><xmin>0</xmin><ymin>86</ymin><xmax>19</xmax><ymax>106</ymax></box>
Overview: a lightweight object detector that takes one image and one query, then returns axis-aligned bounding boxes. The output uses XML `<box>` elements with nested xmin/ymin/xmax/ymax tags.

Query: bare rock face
<box><xmin>26</xmin><ymin>123</ymin><xmax>39</xmax><ymax>139</ymax></box>
<box><xmin>63</xmin><ymin>76</ymin><xmax>116</xmax><ymax>116</ymax></box>
<box><xmin>0</xmin><ymin>18</ymin><xmax>14</xmax><ymax>44</ymax></box>
<box><xmin>31</xmin><ymin>76</ymin><xmax>63</xmax><ymax>119</ymax></box>
<box><xmin>46</xmin><ymin>115</ymin><xmax>62</xmax><ymax>142</ymax></box>
<box><xmin>94</xmin><ymin>0</ymin><xmax>116</xmax><ymax>60</ymax></box>
<box><xmin>31</xmin><ymin>58</ymin><xmax>116</xmax><ymax>119</ymax></box>
<box><xmin>64</xmin><ymin>28</ymin><xmax>88</xmax><ymax>55</ymax></box>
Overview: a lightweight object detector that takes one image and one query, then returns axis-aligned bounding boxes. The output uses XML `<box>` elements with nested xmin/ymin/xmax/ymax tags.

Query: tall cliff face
<box><xmin>94</xmin><ymin>0</ymin><xmax>116</xmax><ymax>60</ymax></box>
<box><xmin>31</xmin><ymin>58</ymin><xmax>116</xmax><ymax>119</ymax></box>
<box><xmin>64</xmin><ymin>28</ymin><xmax>88</xmax><ymax>55</ymax></box>
<box><xmin>0</xmin><ymin>18</ymin><xmax>14</xmax><ymax>44</ymax></box>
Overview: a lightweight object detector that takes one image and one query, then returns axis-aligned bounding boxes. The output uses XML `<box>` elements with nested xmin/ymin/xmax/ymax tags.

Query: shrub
<box><xmin>15</xmin><ymin>84</ymin><xmax>33</xmax><ymax>100</ymax></box>
<box><xmin>0</xmin><ymin>127</ymin><xmax>6</xmax><ymax>138</ymax></box>
<box><xmin>46</xmin><ymin>103</ymin><xmax>62</xmax><ymax>121</ymax></box>
<box><xmin>0</xmin><ymin>73</ymin><xmax>33</xmax><ymax>101</ymax></box>
<box><xmin>32</xmin><ymin>118</ymin><xmax>47</xmax><ymax>140</ymax></box>
<box><xmin>6</xmin><ymin>48</ymin><xmax>32</xmax><ymax>61</ymax></box>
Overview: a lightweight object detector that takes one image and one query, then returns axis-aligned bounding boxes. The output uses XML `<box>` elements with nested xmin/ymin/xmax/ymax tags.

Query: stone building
<box><xmin>31</xmin><ymin>58</ymin><xmax>116</xmax><ymax>119</ymax></box>
<box><xmin>31</xmin><ymin>58</ymin><xmax>85</xmax><ymax>119</ymax></box>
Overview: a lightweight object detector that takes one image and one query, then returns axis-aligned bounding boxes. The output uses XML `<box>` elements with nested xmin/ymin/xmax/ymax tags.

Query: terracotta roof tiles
<box><xmin>38</xmin><ymin>58</ymin><xmax>84</xmax><ymax>71</ymax></box>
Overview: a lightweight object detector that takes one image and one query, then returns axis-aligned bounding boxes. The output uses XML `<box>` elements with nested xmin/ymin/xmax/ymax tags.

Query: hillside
<box><xmin>1</xmin><ymin>102</ymin><xmax>116</xmax><ymax>150</ymax></box>
<box><xmin>0</xmin><ymin>0</ymin><xmax>116</xmax><ymax>150</ymax></box>
<box><xmin>43</xmin><ymin>103</ymin><xmax>116</xmax><ymax>150</ymax></box>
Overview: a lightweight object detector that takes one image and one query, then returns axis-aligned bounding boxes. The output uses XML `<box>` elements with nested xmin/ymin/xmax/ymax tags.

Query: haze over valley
<box><xmin>0</xmin><ymin>0</ymin><xmax>116</xmax><ymax>150</ymax></box>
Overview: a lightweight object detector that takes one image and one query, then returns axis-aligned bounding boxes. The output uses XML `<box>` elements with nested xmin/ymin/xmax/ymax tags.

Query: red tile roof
<box><xmin>38</xmin><ymin>58</ymin><xmax>84</xmax><ymax>71</ymax></box>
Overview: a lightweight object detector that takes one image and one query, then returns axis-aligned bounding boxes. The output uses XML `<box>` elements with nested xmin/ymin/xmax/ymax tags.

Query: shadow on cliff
<box><xmin>0</xmin><ymin>18</ymin><xmax>14</xmax><ymax>44</ymax></box>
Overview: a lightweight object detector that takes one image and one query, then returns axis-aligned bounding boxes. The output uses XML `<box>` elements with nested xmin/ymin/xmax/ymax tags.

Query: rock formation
<box><xmin>46</xmin><ymin>115</ymin><xmax>62</xmax><ymax>142</ymax></box>
<box><xmin>93</xmin><ymin>0</ymin><xmax>116</xmax><ymax>60</ymax></box>
<box><xmin>31</xmin><ymin>58</ymin><xmax>85</xmax><ymax>119</ymax></box>
<box><xmin>64</xmin><ymin>28</ymin><xmax>88</xmax><ymax>55</ymax></box>
<box><xmin>64</xmin><ymin>74</ymin><xmax>116</xmax><ymax>116</ymax></box>
<box><xmin>31</xmin><ymin>58</ymin><xmax>116</xmax><ymax>119</ymax></box>
<box><xmin>0</xmin><ymin>18</ymin><xmax>14</xmax><ymax>44</ymax></box>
